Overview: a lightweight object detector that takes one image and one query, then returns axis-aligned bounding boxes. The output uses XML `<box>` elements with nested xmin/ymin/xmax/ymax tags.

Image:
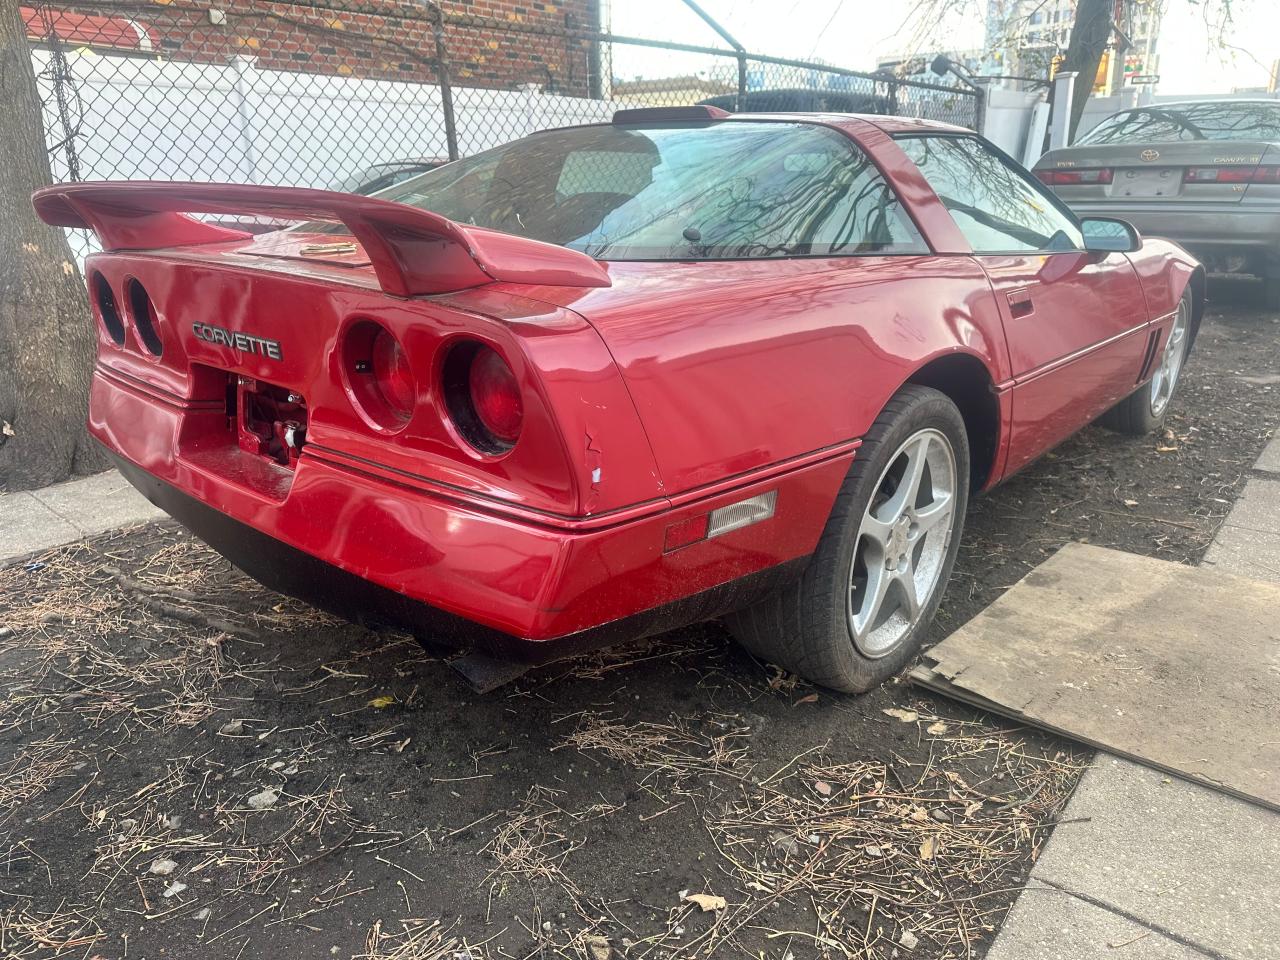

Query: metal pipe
<box><xmin>679</xmin><ymin>0</ymin><xmax>744</xmax><ymax>51</ymax></box>
<box><xmin>425</xmin><ymin>1</ymin><xmax>459</xmax><ymax>161</ymax></box>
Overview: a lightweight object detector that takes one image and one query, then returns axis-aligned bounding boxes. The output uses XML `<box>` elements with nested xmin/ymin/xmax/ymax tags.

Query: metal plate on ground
<box><xmin>911</xmin><ymin>542</ymin><xmax>1280</xmax><ymax>811</ymax></box>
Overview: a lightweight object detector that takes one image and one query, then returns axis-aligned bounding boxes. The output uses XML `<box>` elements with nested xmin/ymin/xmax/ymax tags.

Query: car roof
<box><xmin>1108</xmin><ymin>98</ymin><xmax>1280</xmax><ymax>110</ymax></box>
<box><xmin>729</xmin><ymin>111</ymin><xmax>971</xmax><ymax>134</ymax></box>
<box><xmin>372</xmin><ymin>157</ymin><xmax>448</xmax><ymax>168</ymax></box>
<box><xmin>544</xmin><ymin>111</ymin><xmax>971</xmax><ymax>137</ymax></box>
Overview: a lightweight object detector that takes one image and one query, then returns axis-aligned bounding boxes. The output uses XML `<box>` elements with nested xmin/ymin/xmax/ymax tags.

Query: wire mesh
<box><xmin>24</xmin><ymin>0</ymin><xmax>978</xmax><ymax>261</ymax></box>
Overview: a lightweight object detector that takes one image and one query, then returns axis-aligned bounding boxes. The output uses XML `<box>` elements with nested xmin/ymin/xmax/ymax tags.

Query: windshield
<box><xmin>358</xmin><ymin>121</ymin><xmax>924</xmax><ymax>260</ymax></box>
<box><xmin>1078</xmin><ymin>102</ymin><xmax>1280</xmax><ymax>144</ymax></box>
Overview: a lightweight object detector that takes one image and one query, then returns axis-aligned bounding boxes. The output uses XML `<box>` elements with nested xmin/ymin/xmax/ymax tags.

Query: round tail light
<box><xmin>371</xmin><ymin>328</ymin><xmax>415</xmax><ymax>421</ymax></box>
<box><xmin>468</xmin><ymin>347</ymin><xmax>523</xmax><ymax>444</ymax></box>
<box><xmin>443</xmin><ymin>342</ymin><xmax>523</xmax><ymax>453</ymax></box>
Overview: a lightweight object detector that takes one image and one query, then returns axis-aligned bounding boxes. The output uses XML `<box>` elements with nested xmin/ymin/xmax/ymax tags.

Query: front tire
<box><xmin>727</xmin><ymin>385</ymin><xmax>970</xmax><ymax>693</ymax></box>
<box><xmin>1100</xmin><ymin>289</ymin><xmax>1192</xmax><ymax>435</ymax></box>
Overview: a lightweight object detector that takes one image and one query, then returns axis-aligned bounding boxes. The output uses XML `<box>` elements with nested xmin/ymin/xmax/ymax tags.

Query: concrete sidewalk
<box><xmin>0</xmin><ymin>469</ymin><xmax>163</xmax><ymax>563</ymax></box>
<box><xmin>987</xmin><ymin>432</ymin><xmax>1280</xmax><ymax>960</ymax></box>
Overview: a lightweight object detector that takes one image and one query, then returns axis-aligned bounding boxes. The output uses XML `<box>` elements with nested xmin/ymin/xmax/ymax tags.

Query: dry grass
<box><xmin>357</xmin><ymin>918</ymin><xmax>491</xmax><ymax>960</ymax></box>
<box><xmin>0</xmin><ymin>903</ymin><xmax>105</xmax><ymax>959</ymax></box>
<box><xmin>0</xmin><ymin>737</ymin><xmax>81</xmax><ymax>827</ymax></box>
<box><xmin>557</xmin><ymin>712</ymin><xmax>750</xmax><ymax>783</ymax></box>
<box><xmin>562</xmin><ymin>706</ymin><xmax>1084</xmax><ymax>959</ymax></box>
<box><xmin>483</xmin><ymin>786</ymin><xmax>584</xmax><ymax>904</ymax></box>
<box><xmin>1</xmin><ymin>523</ymin><xmax>1090</xmax><ymax>960</ymax></box>
<box><xmin>702</xmin><ymin>739</ymin><xmax>1083</xmax><ymax>959</ymax></box>
<box><xmin>0</xmin><ymin>530</ymin><xmax>333</xmax><ymax>742</ymax></box>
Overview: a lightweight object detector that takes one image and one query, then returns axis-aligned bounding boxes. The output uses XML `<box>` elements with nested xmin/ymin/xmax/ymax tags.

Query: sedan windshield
<box><xmin>362</xmin><ymin>121</ymin><xmax>923</xmax><ymax>260</ymax></box>
<box><xmin>1078</xmin><ymin>101</ymin><xmax>1280</xmax><ymax>145</ymax></box>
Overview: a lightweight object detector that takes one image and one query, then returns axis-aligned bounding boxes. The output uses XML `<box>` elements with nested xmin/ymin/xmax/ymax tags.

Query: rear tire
<box><xmin>726</xmin><ymin>385</ymin><xmax>970</xmax><ymax>693</ymax></box>
<box><xmin>1100</xmin><ymin>288</ymin><xmax>1193</xmax><ymax>436</ymax></box>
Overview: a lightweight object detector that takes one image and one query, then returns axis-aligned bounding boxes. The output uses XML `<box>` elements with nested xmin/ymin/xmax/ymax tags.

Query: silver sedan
<box><xmin>1033</xmin><ymin>99</ymin><xmax>1280</xmax><ymax>306</ymax></box>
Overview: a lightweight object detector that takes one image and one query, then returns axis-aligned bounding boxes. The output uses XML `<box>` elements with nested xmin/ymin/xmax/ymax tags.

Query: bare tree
<box><xmin>900</xmin><ymin>0</ymin><xmax>1236</xmax><ymax>141</ymax></box>
<box><xmin>1058</xmin><ymin>0</ymin><xmax>1113</xmax><ymax>138</ymax></box>
<box><xmin>0</xmin><ymin>0</ymin><xmax>107</xmax><ymax>490</ymax></box>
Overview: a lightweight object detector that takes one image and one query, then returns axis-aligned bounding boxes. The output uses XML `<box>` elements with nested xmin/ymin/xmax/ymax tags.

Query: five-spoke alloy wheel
<box><xmin>728</xmin><ymin>385</ymin><xmax>970</xmax><ymax>693</ymax></box>
<box><xmin>849</xmin><ymin>429</ymin><xmax>957</xmax><ymax>658</ymax></box>
<box><xmin>1101</xmin><ymin>287</ymin><xmax>1195</xmax><ymax>435</ymax></box>
<box><xmin>1148</xmin><ymin>299</ymin><xmax>1188</xmax><ymax>418</ymax></box>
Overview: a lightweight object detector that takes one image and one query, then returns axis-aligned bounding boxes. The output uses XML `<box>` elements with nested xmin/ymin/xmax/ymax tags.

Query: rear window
<box><xmin>1078</xmin><ymin>102</ymin><xmax>1280</xmax><ymax>144</ymax></box>
<box><xmin>372</xmin><ymin>121</ymin><xmax>925</xmax><ymax>260</ymax></box>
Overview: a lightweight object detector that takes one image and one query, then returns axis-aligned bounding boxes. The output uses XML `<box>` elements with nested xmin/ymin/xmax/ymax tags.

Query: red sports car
<box><xmin>34</xmin><ymin>106</ymin><xmax>1202</xmax><ymax>692</ymax></box>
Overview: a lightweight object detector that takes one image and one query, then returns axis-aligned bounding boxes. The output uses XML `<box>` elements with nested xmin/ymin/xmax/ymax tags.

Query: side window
<box><xmin>896</xmin><ymin>136</ymin><xmax>1083</xmax><ymax>253</ymax></box>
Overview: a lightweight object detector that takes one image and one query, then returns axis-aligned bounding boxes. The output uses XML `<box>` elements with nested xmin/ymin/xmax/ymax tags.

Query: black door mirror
<box><xmin>1080</xmin><ymin>217</ymin><xmax>1141</xmax><ymax>253</ymax></box>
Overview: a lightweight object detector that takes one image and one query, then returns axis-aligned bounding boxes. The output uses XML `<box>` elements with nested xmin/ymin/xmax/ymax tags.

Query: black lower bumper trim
<box><xmin>107</xmin><ymin>451</ymin><xmax>808</xmax><ymax>665</ymax></box>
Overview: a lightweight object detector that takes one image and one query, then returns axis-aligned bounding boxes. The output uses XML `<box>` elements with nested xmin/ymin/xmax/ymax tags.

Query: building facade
<box><xmin>982</xmin><ymin>0</ymin><xmax>1161</xmax><ymax>92</ymax></box>
<box><xmin>22</xmin><ymin>0</ymin><xmax>600</xmax><ymax>95</ymax></box>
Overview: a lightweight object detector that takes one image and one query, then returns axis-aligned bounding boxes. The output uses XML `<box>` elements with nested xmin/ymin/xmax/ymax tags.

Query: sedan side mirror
<box><xmin>1080</xmin><ymin>217</ymin><xmax>1142</xmax><ymax>253</ymax></box>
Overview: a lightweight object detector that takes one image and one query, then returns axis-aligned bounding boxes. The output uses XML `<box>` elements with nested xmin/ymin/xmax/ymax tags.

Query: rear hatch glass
<box><xmin>1077</xmin><ymin>102</ymin><xmax>1280</xmax><ymax>145</ymax></box>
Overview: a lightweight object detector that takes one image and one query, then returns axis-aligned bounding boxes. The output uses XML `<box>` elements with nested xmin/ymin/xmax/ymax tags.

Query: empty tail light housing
<box><xmin>90</xmin><ymin>272</ymin><xmax>126</xmax><ymax>346</ymax></box>
<box><xmin>124</xmin><ymin>278</ymin><xmax>164</xmax><ymax>356</ymax></box>
<box><xmin>343</xmin><ymin>320</ymin><xmax>417</xmax><ymax>430</ymax></box>
<box><xmin>1036</xmin><ymin>168</ymin><xmax>1114</xmax><ymax>186</ymax></box>
<box><xmin>443</xmin><ymin>341</ymin><xmax>524</xmax><ymax>454</ymax></box>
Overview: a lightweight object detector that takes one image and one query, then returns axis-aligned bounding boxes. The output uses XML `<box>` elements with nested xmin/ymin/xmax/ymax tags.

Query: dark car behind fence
<box><xmin>24</xmin><ymin>0</ymin><xmax>979</xmax><ymax>260</ymax></box>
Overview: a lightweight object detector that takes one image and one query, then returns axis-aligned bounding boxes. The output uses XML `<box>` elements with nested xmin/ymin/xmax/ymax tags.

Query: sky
<box><xmin>606</xmin><ymin>0</ymin><xmax>1279</xmax><ymax>96</ymax></box>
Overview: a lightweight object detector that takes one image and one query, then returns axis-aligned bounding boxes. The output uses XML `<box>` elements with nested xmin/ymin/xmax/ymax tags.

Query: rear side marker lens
<box><xmin>91</xmin><ymin>272</ymin><xmax>125</xmax><ymax>346</ymax></box>
<box><xmin>125</xmin><ymin>279</ymin><xmax>163</xmax><ymax>356</ymax></box>
<box><xmin>707</xmin><ymin>491</ymin><xmax>778</xmax><ymax>537</ymax></box>
<box><xmin>663</xmin><ymin>491</ymin><xmax>778</xmax><ymax>553</ymax></box>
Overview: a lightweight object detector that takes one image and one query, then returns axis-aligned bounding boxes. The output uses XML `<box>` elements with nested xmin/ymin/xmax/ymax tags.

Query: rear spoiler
<box><xmin>32</xmin><ymin>181</ymin><xmax>611</xmax><ymax>297</ymax></box>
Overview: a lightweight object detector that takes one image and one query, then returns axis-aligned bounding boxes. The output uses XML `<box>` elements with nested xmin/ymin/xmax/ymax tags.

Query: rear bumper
<box><xmin>1067</xmin><ymin>201</ymin><xmax>1280</xmax><ymax>258</ymax></box>
<box><xmin>93</xmin><ymin>370</ymin><xmax>849</xmax><ymax>655</ymax></box>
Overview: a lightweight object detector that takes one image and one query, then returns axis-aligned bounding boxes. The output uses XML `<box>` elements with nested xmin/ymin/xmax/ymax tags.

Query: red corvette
<box><xmin>34</xmin><ymin>106</ymin><xmax>1202</xmax><ymax>692</ymax></box>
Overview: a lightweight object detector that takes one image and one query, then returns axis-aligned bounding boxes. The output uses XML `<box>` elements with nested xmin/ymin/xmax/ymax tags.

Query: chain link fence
<box><xmin>25</xmin><ymin>0</ymin><xmax>980</xmax><ymax>259</ymax></box>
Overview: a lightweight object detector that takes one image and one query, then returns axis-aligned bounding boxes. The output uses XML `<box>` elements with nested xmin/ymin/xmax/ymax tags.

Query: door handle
<box><xmin>1006</xmin><ymin>288</ymin><xmax>1034</xmax><ymax>319</ymax></box>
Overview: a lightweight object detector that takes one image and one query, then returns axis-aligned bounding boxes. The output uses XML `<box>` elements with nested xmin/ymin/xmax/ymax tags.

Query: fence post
<box><xmin>1049</xmin><ymin>70</ymin><xmax>1078</xmax><ymax>149</ymax></box>
<box><xmin>230</xmin><ymin>55</ymin><xmax>260</xmax><ymax>183</ymax></box>
<box><xmin>425</xmin><ymin>2</ymin><xmax>459</xmax><ymax>161</ymax></box>
<box><xmin>679</xmin><ymin>0</ymin><xmax>747</xmax><ymax>109</ymax></box>
<box><xmin>972</xmin><ymin>82</ymin><xmax>987</xmax><ymax>136</ymax></box>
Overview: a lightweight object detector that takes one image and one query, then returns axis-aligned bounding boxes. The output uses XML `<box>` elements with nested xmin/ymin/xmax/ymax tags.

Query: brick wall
<box><xmin>27</xmin><ymin>1</ymin><xmax>598</xmax><ymax>94</ymax></box>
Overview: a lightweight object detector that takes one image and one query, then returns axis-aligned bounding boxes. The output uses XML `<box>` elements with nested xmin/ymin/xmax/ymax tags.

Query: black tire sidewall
<box><xmin>804</xmin><ymin>387</ymin><xmax>970</xmax><ymax>691</ymax></box>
